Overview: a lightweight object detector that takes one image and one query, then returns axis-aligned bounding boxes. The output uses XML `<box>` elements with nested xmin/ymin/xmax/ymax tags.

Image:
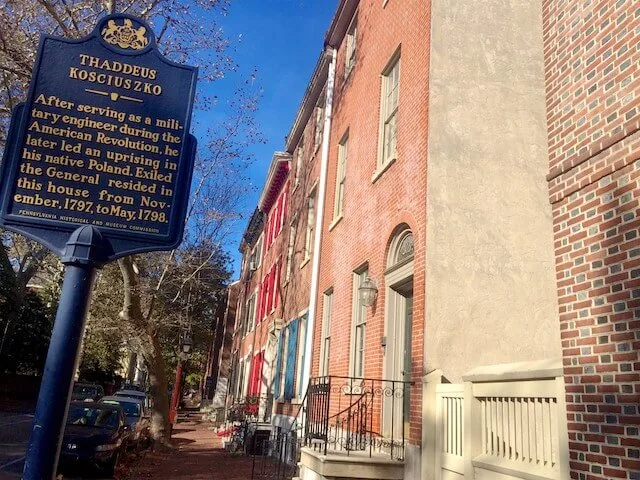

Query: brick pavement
<box><xmin>121</xmin><ymin>416</ymin><xmax>257</xmax><ymax>480</ymax></box>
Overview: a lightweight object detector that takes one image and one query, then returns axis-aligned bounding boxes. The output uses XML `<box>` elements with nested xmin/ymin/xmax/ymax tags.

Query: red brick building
<box><xmin>543</xmin><ymin>1</ymin><xmax>640</xmax><ymax>478</ymax></box>
<box><xmin>221</xmin><ymin>0</ymin><xmax>639</xmax><ymax>478</ymax></box>
<box><xmin>310</xmin><ymin>0</ymin><xmax>429</xmax><ymax>467</ymax></box>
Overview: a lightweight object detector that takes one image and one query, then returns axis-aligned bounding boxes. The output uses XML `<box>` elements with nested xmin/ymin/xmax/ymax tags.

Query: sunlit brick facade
<box><xmin>543</xmin><ymin>1</ymin><xmax>640</xmax><ymax>478</ymax></box>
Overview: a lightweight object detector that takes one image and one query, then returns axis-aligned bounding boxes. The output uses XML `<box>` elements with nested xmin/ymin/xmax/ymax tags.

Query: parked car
<box><xmin>71</xmin><ymin>383</ymin><xmax>104</xmax><ymax>402</ymax></box>
<box><xmin>58</xmin><ymin>402</ymin><xmax>131</xmax><ymax>477</ymax></box>
<box><xmin>113</xmin><ymin>389</ymin><xmax>151</xmax><ymax>409</ymax></box>
<box><xmin>100</xmin><ymin>395</ymin><xmax>151</xmax><ymax>448</ymax></box>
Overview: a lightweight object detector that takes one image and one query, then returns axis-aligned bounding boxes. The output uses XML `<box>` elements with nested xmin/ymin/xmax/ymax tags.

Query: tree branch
<box><xmin>35</xmin><ymin>0</ymin><xmax>72</xmax><ymax>37</ymax></box>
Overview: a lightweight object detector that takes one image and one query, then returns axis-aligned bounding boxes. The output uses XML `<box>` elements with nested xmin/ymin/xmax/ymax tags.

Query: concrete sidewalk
<box><xmin>121</xmin><ymin>415</ymin><xmax>257</xmax><ymax>480</ymax></box>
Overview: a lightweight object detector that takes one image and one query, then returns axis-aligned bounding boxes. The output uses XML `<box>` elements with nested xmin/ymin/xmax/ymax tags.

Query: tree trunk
<box><xmin>138</xmin><ymin>329</ymin><xmax>171</xmax><ymax>442</ymax></box>
<box><xmin>118</xmin><ymin>256</ymin><xmax>171</xmax><ymax>444</ymax></box>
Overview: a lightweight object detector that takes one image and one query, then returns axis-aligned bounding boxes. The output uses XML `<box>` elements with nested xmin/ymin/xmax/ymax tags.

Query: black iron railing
<box><xmin>305</xmin><ymin>376</ymin><xmax>413</xmax><ymax>461</ymax></box>
<box><xmin>249</xmin><ymin>376</ymin><xmax>413</xmax><ymax>479</ymax></box>
<box><xmin>250</xmin><ymin>393</ymin><xmax>306</xmax><ymax>480</ymax></box>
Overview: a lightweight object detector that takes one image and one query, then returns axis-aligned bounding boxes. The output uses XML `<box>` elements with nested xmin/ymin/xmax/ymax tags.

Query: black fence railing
<box><xmin>249</xmin><ymin>376</ymin><xmax>413</xmax><ymax>479</ymax></box>
<box><xmin>250</xmin><ymin>428</ymin><xmax>300</xmax><ymax>479</ymax></box>
<box><xmin>305</xmin><ymin>376</ymin><xmax>413</xmax><ymax>461</ymax></box>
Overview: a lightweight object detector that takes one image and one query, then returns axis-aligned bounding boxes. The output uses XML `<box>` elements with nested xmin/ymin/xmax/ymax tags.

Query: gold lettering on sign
<box><xmin>13</xmin><ymin>85</ymin><xmax>186</xmax><ymax>235</ymax></box>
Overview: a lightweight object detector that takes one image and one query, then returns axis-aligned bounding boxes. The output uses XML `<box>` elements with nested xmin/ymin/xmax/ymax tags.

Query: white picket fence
<box><xmin>428</xmin><ymin>360</ymin><xmax>569</xmax><ymax>480</ymax></box>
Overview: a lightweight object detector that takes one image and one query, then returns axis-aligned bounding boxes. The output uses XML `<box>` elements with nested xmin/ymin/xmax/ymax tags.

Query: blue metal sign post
<box><xmin>0</xmin><ymin>13</ymin><xmax>197</xmax><ymax>479</ymax></box>
<box><xmin>23</xmin><ymin>227</ymin><xmax>103</xmax><ymax>479</ymax></box>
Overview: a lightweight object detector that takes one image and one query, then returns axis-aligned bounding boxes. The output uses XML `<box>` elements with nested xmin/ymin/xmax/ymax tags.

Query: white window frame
<box><xmin>286</xmin><ymin>216</ymin><xmax>298</xmax><ymax>282</ymax></box>
<box><xmin>345</xmin><ymin>17</ymin><xmax>357</xmax><ymax>77</ymax></box>
<box><xmin>294</xmin><ymin>142</ymin><xmax>304</xmax><ymax>188</ymax></box>
<box><xmin>314</xmin><ymin>100</ymin><xmax>325</xmax><ymax>151</ymax></box>
<box><xmin>319</xmin><ymin>290</ymin><xmax>333</xmax><ymax>377</ymax></box>
<box><xmin>378</xmin><ymin>50</ymin><xmax>400</xmax><ymax>169</ymax></box>
<box><xmin>270</xmin><ymin>259</ymin><xmax>280</xmax><ymax>314</ymax></box>
<box><xmin>303</xmin><ymin>188</ymin><xmax>316</xmax><ymax>264</ymax></box>
<box><xmin>250</xmin><ymin>234</ymin><xmax>263</xmax><ymax>270</ymax></box>
<box><xmin>236</xmin><ymin>358</ymin><xmax>245</xmax><ymax>399</ymax></box>
<box><xmin>295</xmin><ymin>315</ymin><xmax>307</xmax><ymax>400</ymax></box>
<box><xmin>244</xmin><ymin>291</ymin><xmax>257</xmax><ymax>336</ymax></box>
<box><xmin>350</xmin><ymin>268</ymin><xmax>368</xmax><ymax>379</ymax></box>
<box><xmin>278</xmin><ymin>327</ymin><xmax>289</xmax><ymax>399</ymax></box>
<box><xmin>333</xmin><ymin>132</ymin><xmax>348</xmax><ymax>221</ymax></box>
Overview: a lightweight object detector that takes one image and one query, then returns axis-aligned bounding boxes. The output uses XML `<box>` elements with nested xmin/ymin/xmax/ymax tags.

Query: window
<box><xmin>236</xmin><ymin>358</ymin><xmax>246</xmax><ymax>398</ymax></box>
<box><xmin>334</xmin><ymin>132</ymin><xmax>348</xmax><ymax>220</ymax></box>
<box><xmin>303</xmin><ymin>189</ymin><xmax>316</xmax><ymax>262</ymax></box>
<box><xmin>296</xmin><ymin>314</ymin><xmax>307</xmax><ymax>397</ymax></box>
<box><xmin>320</xmin><ymin>290</ymin><xmax>333</xmax><ymax>376</ymax></box>
<box><xmin>248</xmin><ymin>351</ymin><xmax>264</xmax><ymax>396</ymax></box>
<box><xmin>379</xmin><ymin>52</ymin><xmax>400</xmax><ymax>167</ymax></box>
<box><xmin>283</xmin><ymin>317</ymin><xmax>300</xmax><ymax>400</ymax></box>
<box><xmin>314</xmin><ymin>100</ymin><xmax>325</xmax><ymax>151</ymax></box>
<box><xmin>274</xmin><ymin>328</ymin><xmax>287</xmax><ymax>399</ymax></box>
<box><xmin>286</xmin><ymin>218</ymin><xmax>297</xmax><ymax>282</ymax></box>
<box><xmin>258</xmin><ymin>261</ymin><xmax>281</xmax><ymax>320</ymax></box>
<box><xmin>264</xmin><ymin>185</ymin><xmax>288</xmax><ymax>252</ymax></box>
<box><xmin>350</xmin><ymin>269</ymin><xmax>368</xmax><ymax>378</ymax></box>
<box><xmin>250</xmin><ymin>235</ymin><xmax>263</xmax><ymax>270</ymax></box>
<box><xmin>244</xmin><ymin>293</ymin><xmax>256</xmax><ymax>336</ymax></box>
<box><xmin>345</xmin><ymin>19</ymin><xmax>357</xmax><ymax>77</ymax></box>
<box><xmin>269</xmin><ymin>260</ymin><xmax>281</xmax><ymax>313</ymax></box>
<box><xmin>294</xmin><ymin>142</ymin><xmax>304</xmax><ymax>188</ymax></box>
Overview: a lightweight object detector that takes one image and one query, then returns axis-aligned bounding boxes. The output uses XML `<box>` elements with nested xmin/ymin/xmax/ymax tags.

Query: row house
<box><xmin>222</xmin><ymin>0</ymin><xmax>639</xmax><ymax>479</ymax></box>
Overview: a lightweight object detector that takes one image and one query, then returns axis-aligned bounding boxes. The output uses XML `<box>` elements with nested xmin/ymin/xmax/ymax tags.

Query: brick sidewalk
<box><xmin>121</xmin><ymin>416</ymin><xmax>256</xmax><ymax>480</ymax></box>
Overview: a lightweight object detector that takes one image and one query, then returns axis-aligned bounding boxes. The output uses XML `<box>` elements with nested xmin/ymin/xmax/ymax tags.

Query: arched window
<box><xmin>387</xmin><ymin>226</ymin><xmax>414</xmax><ymax>270</ymax></box>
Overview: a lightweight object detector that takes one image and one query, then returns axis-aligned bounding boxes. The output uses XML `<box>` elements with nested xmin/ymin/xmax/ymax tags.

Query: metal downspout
<box><xmin>301</xmin><ymin>46</ymin><xmax>336</xmax><ymax>397</ymax></box>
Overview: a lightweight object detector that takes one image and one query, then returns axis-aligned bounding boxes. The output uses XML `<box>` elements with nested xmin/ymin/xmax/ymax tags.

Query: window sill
<box><xmin>300</xmin><ymin>257</ymin><xmax>311</xmax><ymax>269</ymax></box>
<box><xmin>328</xmin><ymin>214</ymin><xmax>343</xmax><ymax>231</ymax></box>
<box><xmin>371</xmin><ymin>157</ymin><xmax>396</xmax><ymax>184</ymax></box>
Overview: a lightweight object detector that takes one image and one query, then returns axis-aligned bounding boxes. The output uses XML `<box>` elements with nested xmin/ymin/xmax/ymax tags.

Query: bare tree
<box><xmin>0</xmin><ymin>0</ymin><xmax>263</xmax><ymax>443</ymax></box>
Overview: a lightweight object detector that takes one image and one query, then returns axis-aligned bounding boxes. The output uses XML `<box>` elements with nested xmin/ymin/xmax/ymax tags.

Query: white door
<box><xmin>383</xmin><ymin>277</ymin><xmax>413</xmax><ymax>441</ymax></box>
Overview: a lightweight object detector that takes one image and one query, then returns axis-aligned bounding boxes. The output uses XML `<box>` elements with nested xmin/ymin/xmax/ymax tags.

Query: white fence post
<box><xmin>422</xmin><ymin>369</ymin><xmax>443</xmax><ymax>480</ymax></box>
<box><xmin>463</xmin><ymin>380</ymin><xmax>481</xmax><ymax>479</ymax></box>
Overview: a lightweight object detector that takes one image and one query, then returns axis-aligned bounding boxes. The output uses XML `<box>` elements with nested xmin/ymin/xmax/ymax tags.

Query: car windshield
<box><xmin>115</xmin><ymin>391</ymin><xmax>144</xmax><ymax>399</ymax></box>
<box><xmin>72</xmin><ymin>385</ymin><xmax>97</xmax><ymax>397</ymax></box>
<box><xmin>67</xmin><ymin>405</ymin><xmax>119</xmax><ymax>429</ymax></box>
<box><xmin>104</xmin><ymin>400</ymin><xmax>141</xmax><ymax>417</ymax></box>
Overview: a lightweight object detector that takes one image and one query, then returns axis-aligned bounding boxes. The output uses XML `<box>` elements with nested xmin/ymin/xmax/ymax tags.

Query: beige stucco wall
<box><xmin>424</xmin><ymin>0</ymin><xmax>561</xmax><ymax>382</ymax></box>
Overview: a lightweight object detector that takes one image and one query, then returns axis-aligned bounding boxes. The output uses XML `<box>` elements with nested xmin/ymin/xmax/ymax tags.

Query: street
<box><xmin>0</xmin><ymin>403</ymin><xmax>253</xmax><ymax>480</ymax></box>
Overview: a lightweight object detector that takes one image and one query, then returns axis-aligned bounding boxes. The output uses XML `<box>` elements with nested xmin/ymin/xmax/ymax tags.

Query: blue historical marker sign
<box><xmin>0</xmin><ymin>13</ymin><xmax>197</xmax><ymax>261</ymax></box>
<box><xmin>4</xmin><ymin>14</ymin><xmax>199</xmax><ymax>479</ymax></box>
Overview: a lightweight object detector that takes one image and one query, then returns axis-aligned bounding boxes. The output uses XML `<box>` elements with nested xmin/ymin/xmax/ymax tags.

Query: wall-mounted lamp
<box><xmin>358</xmin><ymin>276</ymin><xmax>378</xmax><ymax>307</ymax></box>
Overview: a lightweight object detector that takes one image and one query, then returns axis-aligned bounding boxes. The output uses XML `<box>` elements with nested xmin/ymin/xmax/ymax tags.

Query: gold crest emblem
<box><xmin>101</xmin><ymin>18</ymin><xmax>148</xmax><ymax>50</ymax></box>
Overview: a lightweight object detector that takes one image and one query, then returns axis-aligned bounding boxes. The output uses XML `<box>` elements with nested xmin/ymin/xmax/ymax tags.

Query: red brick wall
<box><xmin>543</xmin><ymin>1</ymin><xmax>640</xmax><ymax>478</ymax></box>
<box><xmin>313</xmin><ymin>0</ymin><xmax>430</xmax><ymax>445</ymax></box>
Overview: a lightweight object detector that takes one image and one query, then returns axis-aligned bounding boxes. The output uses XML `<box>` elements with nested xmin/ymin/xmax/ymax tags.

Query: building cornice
<box><xmin>324</xmin><ymin>0</ymin><xmax>359</xmax><ymax>49</ymax></box>
<box><xmin>284</xmin><ymin>51</ymin><xmax>331</xmax><ymax>153</ymax></box>
<box><xmin>258</xmin><ymin>151</ymin><xmax>291</xmax><ymax>213</ymax></box>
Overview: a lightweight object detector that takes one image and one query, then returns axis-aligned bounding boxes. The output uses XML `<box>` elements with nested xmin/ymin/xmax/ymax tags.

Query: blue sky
<box><xmin>199</xmin><ymin>1</ymin><xmax>336</xmax><ymax>277</ymax></box>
